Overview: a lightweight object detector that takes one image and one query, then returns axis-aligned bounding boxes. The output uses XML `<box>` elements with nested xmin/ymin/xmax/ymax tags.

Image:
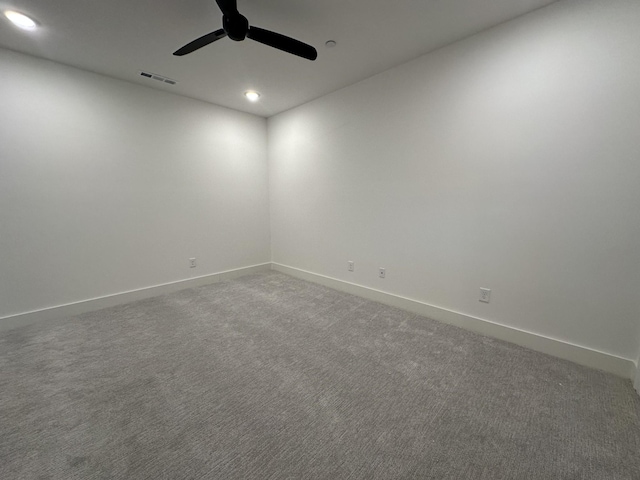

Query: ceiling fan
<box><xmin>173</xmin><ymin>0</ymin><xmax>318</xmax><ymax>61</ymax></box>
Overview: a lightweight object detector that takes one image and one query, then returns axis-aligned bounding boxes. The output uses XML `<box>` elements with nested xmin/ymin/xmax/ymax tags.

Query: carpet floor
<box><xmin>1</xmin><ymin>271</ymin><xmax>639</xmax><ymax>479</ymax></box>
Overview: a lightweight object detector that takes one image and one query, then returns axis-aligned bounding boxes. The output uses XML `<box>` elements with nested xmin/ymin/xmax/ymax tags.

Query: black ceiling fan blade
<box><xmin>248</xmin><ymin>26</ymin><xmax>317</xmax><ymax>61</ymax></box>
<box><xmin>173</xmin><ymin>29</ymin><xmax>227</xmax><ymax>56</ymax></box>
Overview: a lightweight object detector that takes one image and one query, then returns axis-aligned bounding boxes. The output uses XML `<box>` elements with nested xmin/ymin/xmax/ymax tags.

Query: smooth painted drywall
<box><xmin>0</xmin><ymin>48</ymin><xmax>270</xmax><ymax>319</ymax></box>
<box><xmin>268</xmin><ymin>0</ymin><xmax>640</xmax><ymax>361</ymax></box>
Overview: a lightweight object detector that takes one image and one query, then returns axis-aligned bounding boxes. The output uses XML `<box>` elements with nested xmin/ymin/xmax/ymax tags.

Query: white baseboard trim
<box><xmin>0</xmin><ymin>263</ymin><xmax>272</xmax><ymax>332</ymax></box>
<box><xmin>271</xmin><ymin>263</ymin><xmax>636</xmax><ymax>380</ymax></box>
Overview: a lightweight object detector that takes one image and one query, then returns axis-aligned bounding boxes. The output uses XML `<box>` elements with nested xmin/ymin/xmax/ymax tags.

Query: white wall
<box><xmin>0</xmin><ymin>48</ymin><xmax>270</xmax><ymax>319</ymax></box>
<box><xmin>268</xmin><ymin>0</ymin><xmax>640</xmax><ymax>362</ymax></box>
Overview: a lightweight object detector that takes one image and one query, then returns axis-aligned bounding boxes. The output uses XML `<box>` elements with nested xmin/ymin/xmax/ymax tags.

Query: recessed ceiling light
<box><xmin>244</xmin><ymin>91</ymin><xmax>260</xmax><ymax>102</ymax></box>
<box><xmin>325</xmin><ymin>40</ymin><xmax>337</xmax><ymax>48</ymax></box>
<box><xmin>4</xmin><ymin>10</ymin><xmax>37</xmax><ymax>30</ymax></box>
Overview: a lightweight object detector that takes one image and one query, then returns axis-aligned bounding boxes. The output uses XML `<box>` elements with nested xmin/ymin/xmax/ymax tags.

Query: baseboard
<box><xmin>3</xmin><ymin>260</ymin><xmax>635</xmax><ymax>384</ymax></box>
<box><xmin>271</xmin><ymin>263</ymin><xmax>636</xmax><ymax>380</ymax></box>
<box><xmin>0</xmin><ymin>263</ymin><xmax>272</xmax><ymax>332</ymax></box>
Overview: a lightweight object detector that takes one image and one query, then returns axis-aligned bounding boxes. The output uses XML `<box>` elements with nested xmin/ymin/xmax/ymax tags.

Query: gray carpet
<box><xmin>1</xmin><ymin>272</ymin><xmax>639</xmax><ymax>479</ymax></box>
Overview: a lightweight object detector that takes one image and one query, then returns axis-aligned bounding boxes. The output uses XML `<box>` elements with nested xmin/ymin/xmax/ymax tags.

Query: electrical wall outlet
<box><xmin>348</xmin><ymin>261</ymin><xmax>354</xmax><ymax>272</ymax></box>
<box><xmin>479</xmin><ymin>288</ymin><xmax>491</xmax><ymax>303</ymax></box>
<box><xmin>379</xmin><ymin>267</ymin><xmax>386</xmax><ymax>279</ymax></box>
<box><xmin>189</xmin><ymin>258</ymin><xmax>196</xmax><ymax>268</ymax></box>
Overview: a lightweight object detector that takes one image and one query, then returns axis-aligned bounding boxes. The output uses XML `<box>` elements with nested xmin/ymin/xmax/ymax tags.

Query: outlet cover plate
<box><xmin>479</xmin><ymin>288</ymin><xmax>491</xmax><ymax>303</ymax></box>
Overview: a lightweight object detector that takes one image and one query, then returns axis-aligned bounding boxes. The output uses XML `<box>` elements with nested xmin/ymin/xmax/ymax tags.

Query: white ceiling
<box><xmin>0</xmin><ymin>0</ymin><xmax>557</xmax><ymax>117</ymax></box>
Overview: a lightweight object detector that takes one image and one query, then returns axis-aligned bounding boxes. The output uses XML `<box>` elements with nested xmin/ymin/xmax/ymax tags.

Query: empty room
<box><xmin>1</xmin><ymin>0</ymin><xmax>639</xmax><ymax>478</ymax></box>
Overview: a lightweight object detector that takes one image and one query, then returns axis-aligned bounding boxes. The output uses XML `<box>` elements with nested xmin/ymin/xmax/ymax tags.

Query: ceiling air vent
<box><xmin>139</xmin><ymin>71</ymin><xmax>177</xmax><ymax>86</ymax></box>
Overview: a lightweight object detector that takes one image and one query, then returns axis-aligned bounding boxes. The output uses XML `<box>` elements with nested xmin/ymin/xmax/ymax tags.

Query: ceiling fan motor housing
<box><xmin>223</xmin><ymin>14</ymin><xmax>249</xmax><ymax>41</ymax></box>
